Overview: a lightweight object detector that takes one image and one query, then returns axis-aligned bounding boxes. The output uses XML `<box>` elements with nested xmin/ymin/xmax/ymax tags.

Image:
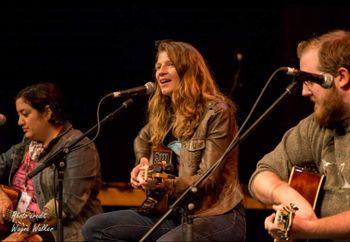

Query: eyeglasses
<box><xmin>303</xmin><ymin>80</ymin><xmax>314</xmax><ymax>89</ymax></box>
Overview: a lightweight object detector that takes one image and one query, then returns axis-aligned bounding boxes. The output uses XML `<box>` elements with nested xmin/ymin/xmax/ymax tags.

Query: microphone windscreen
<box><xmin>0</xmin><ymin>114</ymin><xmax>6</xmax><ymax>126</ymax></box>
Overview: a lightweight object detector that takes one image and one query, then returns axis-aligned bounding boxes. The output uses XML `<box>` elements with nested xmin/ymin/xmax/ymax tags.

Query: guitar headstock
<box><xmin>274</xmin><ymin>203</ymin><xmax>298</xmax><ymax>241</ymax></box>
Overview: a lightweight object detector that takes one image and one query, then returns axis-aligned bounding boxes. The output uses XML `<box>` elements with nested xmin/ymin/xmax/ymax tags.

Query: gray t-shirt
<box><xmin>249</xmin><ymin>114</ymin><xmax>350</xmax><ymax>218</ymax></box>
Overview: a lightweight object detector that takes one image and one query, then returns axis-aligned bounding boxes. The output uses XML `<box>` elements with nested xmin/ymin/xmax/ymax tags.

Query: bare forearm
<box><xmin>250</xmin><ymin>171</ymin><xmax>314</xmax><ymax>217</ymax></box>
<box><xmin>251</xmin><ymin>171</ymin><xmax>283</xmax><ymax>204</ymax></box>
<box><xmin>251</xmin><ymin>171</ymin><xmax>296</xmax><ymax>204</ymax></box>
<box><xmin>296</xmin><ymin>210</ymin><xmax>350</xmax><ymax>239</ymax></box>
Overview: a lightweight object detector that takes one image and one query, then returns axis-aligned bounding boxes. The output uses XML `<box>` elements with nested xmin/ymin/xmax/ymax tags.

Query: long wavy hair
<box><xmin>148</xmin><ymin>40</ymin><xmax>236</xmax><ymax>145</ymax></box>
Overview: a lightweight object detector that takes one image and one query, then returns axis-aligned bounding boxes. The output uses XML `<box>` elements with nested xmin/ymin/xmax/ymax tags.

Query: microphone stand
<box><xmin>27</xmin><ymin>98</ymin><xmax>134</xmax><ymax>242</ymax></box>
<box><xmin>140</xmin><ymin>81</ymin><xmax>299</xmax><ymax>242</ymax></box>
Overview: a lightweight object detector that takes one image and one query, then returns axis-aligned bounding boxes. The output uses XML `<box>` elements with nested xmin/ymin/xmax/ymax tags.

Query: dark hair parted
<box><xmin>15</xmin><ymin>82</ymin><xmax>68</xmax><ymax>126</ymax></box>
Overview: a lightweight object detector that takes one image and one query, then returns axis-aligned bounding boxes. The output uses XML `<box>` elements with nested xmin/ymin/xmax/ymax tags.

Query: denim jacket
<box><xmin>0</xmin><ymin>122</ymin><xmax>103</xmax><ymax>241</ymax></box>
<box><xmin>134</xmin><ymin>100</ymin><xmax>243</xmax><ymax>217</ymax></box>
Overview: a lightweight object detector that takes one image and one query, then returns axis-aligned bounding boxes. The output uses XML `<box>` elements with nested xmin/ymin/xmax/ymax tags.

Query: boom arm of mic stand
<box><xmin>139</xmin><ymin>81</ymin><xmax>298</xmax><ymax>242</ymax></box>
<box><xmin>27</xmin><ymin>98</ymin><xmax>134</xmax><ymax>179</ymax></box>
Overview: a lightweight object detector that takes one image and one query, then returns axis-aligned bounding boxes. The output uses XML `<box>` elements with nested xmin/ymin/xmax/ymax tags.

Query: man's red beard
<box><xmin>313</xmin><ymin>87</ymin><xmax>344</xmax><ymax>126</ymax></box>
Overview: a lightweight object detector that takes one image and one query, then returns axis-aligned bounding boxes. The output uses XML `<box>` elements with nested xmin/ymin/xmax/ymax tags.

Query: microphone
<box><xmin>283</xmin><ymin>67</ymin><xmax>334</xmax><ymax>89</ymax></box>
<box><xmin>111</xmin><ymin>82</ymin><xmax>156</xmax><ymax>98</ymax></box>
<box><xmin>0</xmin><ymin>114</ymin><xmax>6</xmax><ymax>126</ymax></box>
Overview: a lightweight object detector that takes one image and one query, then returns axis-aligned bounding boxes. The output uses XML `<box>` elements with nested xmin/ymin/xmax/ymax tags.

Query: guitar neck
<box><xmin>4</xmin><ymin>209</ymin><xmax>15</xmax><ymax>222</ymax></box>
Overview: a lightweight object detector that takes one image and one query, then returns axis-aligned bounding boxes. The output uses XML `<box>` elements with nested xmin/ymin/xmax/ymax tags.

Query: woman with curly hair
<box><xmin>83</xmin><ymin>40</ymin><xmax>246</xmax><ymax>242</ymax></box>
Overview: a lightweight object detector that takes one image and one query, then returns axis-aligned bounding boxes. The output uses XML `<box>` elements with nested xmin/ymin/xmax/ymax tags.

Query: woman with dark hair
<box><xmin>83</xmin><ymin>40</ymin><xmax>246</xmax><ymax>242</ymax></box>
<box><xmin>0</xmin><ymin>82</ymin><xmax>102</xmax><ymax>241</ymax></box>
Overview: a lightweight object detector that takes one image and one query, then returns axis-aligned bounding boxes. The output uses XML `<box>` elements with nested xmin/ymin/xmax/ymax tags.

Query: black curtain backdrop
<box><xmin>1</xmin><ymin>3</ymin><xmax>350</xmax><ymax>185</ymax></box>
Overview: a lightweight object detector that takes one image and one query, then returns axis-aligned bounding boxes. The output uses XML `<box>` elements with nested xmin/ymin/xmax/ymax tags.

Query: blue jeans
<box><xmin>82</xmin><ymin>204</ymin><xmax>246</xmax><ymax>242</ymax></box>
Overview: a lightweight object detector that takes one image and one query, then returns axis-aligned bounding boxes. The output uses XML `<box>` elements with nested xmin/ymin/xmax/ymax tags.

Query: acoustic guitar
<box><xmin>137</xmin><ymin>161</ymin><xmax>175</xmax><ymax>216</ymax></box>
<box><xmin>0</xmin><ymin>184</ymin><xmax>21</xmax><ymax>234</ymax></box>
<box><xmin>0</xmin><ymin>185</ymin><xmax>48</xmax><ymax>235</ymax></box>
<box><xmin>274</xmin><ymin>165</ymin><xmax>325</xmax><ymax>242</ymax></box>
<box><xmin>137</xmin><ymin>145</ymin><xmax>176</xmax><ymax>216</ymax></box>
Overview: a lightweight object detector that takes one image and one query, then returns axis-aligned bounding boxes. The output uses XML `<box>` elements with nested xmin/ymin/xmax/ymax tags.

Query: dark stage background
<box><xmin>1</xmin><ymin>3</ymin><xmax>350</xmax><ymax>241</ymax></box>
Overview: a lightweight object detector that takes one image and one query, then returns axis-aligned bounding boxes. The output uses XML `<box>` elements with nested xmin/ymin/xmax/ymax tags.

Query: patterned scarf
<box><xmin>28</xmin><ymin>141</ymin><xmax>45</xmax><ymax>161</ymax></box>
